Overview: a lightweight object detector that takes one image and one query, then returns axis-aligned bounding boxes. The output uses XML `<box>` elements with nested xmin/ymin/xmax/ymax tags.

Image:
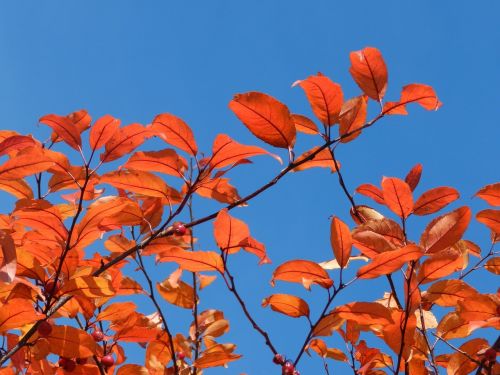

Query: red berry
<box><xmin>44</xmin><ymin>279</ymin><xmax>60</xmax><ymax>295</ymax></box>
<box><xmin>283</xmin><ymin>361</ymin><xmax>295</xmax><ymax>375</ymax></box>
<box><xmin>272</xmin><ymin>353</ymin><xmax>285</xmax><ymax>365</ymax></box>
<box><xmin>100</xmin><ymin>354</ymin><xmax>115</xmax><ymax>367</ymax></box>
<box><xmin>176</xmin><ymin>351</ymin><xmax>186</xmax><ymax>361</ymax></box>
<box><xmin>37</xmin><ymin>321</ymin><xmax>52</xmax><ymax>337</ymax></box>
<box><xmin>484</xmin><ymin>348</ymin><xmax>497</xmax><ymax>362</ymax></box>
<box><xmin>76</xmin><ymin>358</ymin><xmax>87</xmax><ymax>365</ymax></box>
<box><xmin>91</xmin><ymin>330</ymin><xmax>104</xmax><ymax>342</ymax></box>
<box><xmin>58</xmin><ymin>357</ymin><xmax>76</xmax><ymax>372</ymax></box>
<box><xmin>173</xmin><ymin>222</ymin><xmax>187</xmax><ymax>236</ymax></box>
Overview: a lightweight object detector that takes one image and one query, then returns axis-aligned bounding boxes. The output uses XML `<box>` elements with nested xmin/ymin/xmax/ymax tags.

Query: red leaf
<box><xmin>100</xmin><ymin>123</ymin><xmax>152</xmax><ymax>162</ymax></box>
<box><xmin>229</xmin><ymin>92</ymin><xmax>296</xmax><ymax>149</ymax></box>
<box><xmin>271</xmin><ymin>260</ymin><xmax>333</xmax><ymax>290</ymax></box>
<box><xmin>124</xmin><ymin>149</ymin><xmax>187</xmax><ymax>177</ymax></box>
<box><xmin>89</xmin><ymin>115</ymin><xmax>121</xmax><ymax>151</ymax></box>
<box><xmin>404</xmin><ymin>163</ymin><xmax>423</xmax><ymax>191</ymax></box>
<box><xmin>293</xmin><ymin>147</ymin><xmax>339</xmax><ymax>173</ymax></box>
<box><xmin>381</xmin><ymin>177</ymin><xmax>413</xmax><ymax>218</ymax></box>
<box><xmin>413</xmin><ymin>187</ymin><xmax>459</xmax><ymax>215</ymax></box>
<box><xmin>357</xmin><ymin>245</ymin><xmax>423</xmax><ymax>279</ymax></box>
<box><xmin>0</xmin><ymin>232</ymin><xmax>16</xmax><ymax>283</ymax></box>
<box><xmin>476</xmin><ymin>209</ymin><xmax>500</xmax><ymax>234</ymax></box>
<box><xmin>383</xmin><ymin>84</ymin><xmax>442</xmax><ymax>114</ymax></box>
<box><xmin>291</xmin><ymin>114</ymin><xmax>319</xmax><ymax>135</ymax></box>
<box><xmin>475</xmin><ymin>183</ymin><xmax>500</xmax><ymax>206</ymax></box>
<box><xmin>330</xmin><ymin>217</ymin><xmax>352</xmax><ymax>268</ymax></box>
<box><xmin>151</xmin><ymin>113</ymin><xmax>198</xmax><ymax>156</ymax></box>
<box><xmin>356</xmin><ymin>184</ymin><xmax>385</xmax><ymax>205</ymax></box>
<box><xmin>39</xmin><ymin>114</ymin><xmax>82</xmax><ymax>150</ymax></box>
<box><xmin>349</xmin><ymin>47</ymin><xmax>388</xmax><ymax>101</ymax></box>
<box><xmin>293</xmin><ymin>73</ymin><xmax>343</xmax><ymax>126</ymax></box>
<box><xmin>339</xmin><ymin>96</ymin><xmax>367</xmax><ymax>143</ymax></box>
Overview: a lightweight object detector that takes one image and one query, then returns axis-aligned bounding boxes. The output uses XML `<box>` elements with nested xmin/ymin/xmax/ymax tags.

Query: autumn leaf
<box><xmin>156</xmin><ymin>277</ymin><xmax>196</xmax><ymax>309</ymax></box>
<box><xmin>383</xmin><ymin>84</ymin><xmax>442</xmax><ymax>114</ymax></box>
<box><xmin>0</xmin><ymin>231</ymin><xmax>16</xmax><ymax>283</ymax></box>
<box><xmin>306</xmin><ymin>338</ymin><xmax>347</xmax><ymax>361</ymax></box>
<box><xmin>271</xmin><ymin>260</ymin><xmax>333</xmax><ymax>290</ymax></box>
<box><xmin>339</xmin><ymin>95</ymin><xmax>367</xmax><ymax>143</ymax></box>
<box><xmin>156</xmin><ymin>248</ymin><xmax>224</xmax><ymax>273</ymax></box>
<box><xmin>96</xmin><ymin>302</ymin><xmax>138</xmax><ymax>323</ymax></box>
<box><xmin>0</xmin><ymin>147</ymin><xmax>55</xmax><ymax>179</ymax></box>
<box><xmin>333</xmin><ymin>302</ymin><xmax>394</xmax><ymax>326</ymax></box>
<box><xmin>47</xmin><ymin>325</ymin><xmax>96</xmax><ymax>358</ymax></box>
<box><xmin>151</xmin><ymin>113</ymin><xmax>198</xmax><ymax>156</ymax></box>
<box><xmin>0</xmin><ymin>179</ymin><xmax>34</xmax><ymax>199</ymax></box>
<box><xmin>330</xmin><ymin>217</ymin><xmax>352</xmax><ymax>268</ymax></box>
<box><xmin>357</xmin><ymin>245</ymin><xmax>423</xmax><ymax>279</ymax></box>
<box><xmin>413</xmin><ymin>186</ymin><xmax>459</xmax><ymax>216</ymax></box>
<box><xmin>423</xmin><ymin>279</ymin><xmax>478</xmax><ymax>307</ymax></box>
<box><xmin>475</xmin><ymin>183</ymin><xmax>500</xmax><ymax>206</ymax></box>
<box><xmin>417</xmin><ymin>248</ymin><xmax>463</xmax><ymax>284</ymax></box>
<box><xmin>420</xmin><ymin>206</ymin><xmax>471</xmax><ymax>253</ymax></box>
<box><xmin>381</xmin><ymin>177</ymin><xmax>413</xmax><ymax>219</ymax></box>
<box><xmin>437</xmin><ymin>312</ymin><xmax>472</xmax><ymax>339</ymax></box>
<box><xmin>229</xmin><ymin>91</ymin><xmax>296</xmax><ymax>149</ymax></box>
<box><xmin>291</xmin><ymin>114</ymin><xmax>319</xmax><ymax>135</ymax></box>
<box><xmin>100</xmin><ymin>123</ymin><xmax>152</xmax><ymax>162</ymax></box>
<box><xmin>89</xmin><ymin>114</ymin><xmax>121</xmax><ymax>151</ymax></box>
<box><xmin>293</xmin><ymin>146</ymin><xmax>339</xmax><ymax>173</ymax></box>
<box><xmin>313</xmin><ymin>313</ymin><xmax>344</xmax><ymax>337</ymax></box>
<box><xmin>262</xmin><ymin>294</ymin><xmax>310</xmax><ymax>318</ymax></box>
<box><xmin>194</xmin><ymin>349</ymin><xmax>241</xmax><ymax>369</ymax></box>
<box><xmin>352</xmin><ymin>218</ymin><xmax>405</xmax><ymax>258</ymax></box>
<box><xmin>356</xmin><ymin>183</ymin><xmax>385</xmax><ymax>205</ymax></box>
<box><xmin>476</xmin><ymin>209</ymin><xmax>500</xmax><ymax>234</ymax></box>
<box><xmin>484</xmin><ymin>257</ymin><xmax>500</xmax><ymax>274</ymax></box>
<box><xmin>116</xmin><ymin>365</ymin><xmax>149</xmax><ymax>375</ymax></box>
<box><xmin>293</xmin><ymin>73</ymin><xmax>343</xmax><ymax>126</ymax></box>
<box><xmin>213</xmin><ymin>209</ymin><xmax>249</xmax><ymax>252</ymax></box>
<box><xmin>39</xmin><ymin>114</ymin><xmax>82</xmax><ymax>150</ymax></box>
<box><xmin>60</xmin><ymin>276</ymin><xmax>115</xmax><ymax>298</ymax></box>
<box><xmin>0</xmin><ymin>135</ymin><xmax>38</xmax><ymax>157</ymax></box>
<box><xmin>405</xmin><ymin>163</ymin><xmax>423</xmax><ymax>191</ymax></box>
<box><xmin>0</xmin><ymin>298</ymin><xmax>44</xmax><ymax>333</ymax></box>
<box><xmin>349</xmin><ymin>47</ymin><xmax>388</xmax><ymax>101</ymax></box>
<box><xmin>195</xmin><ymin>177</ymin><xmax>242</xmax><ymax>204</ymax></box>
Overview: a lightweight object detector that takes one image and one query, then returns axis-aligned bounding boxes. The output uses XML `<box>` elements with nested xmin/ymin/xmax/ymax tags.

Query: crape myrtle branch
<box><xmin>0</xmin><ymin>113</ymin><xmax>384</xmax><ymax>368</ymax></box>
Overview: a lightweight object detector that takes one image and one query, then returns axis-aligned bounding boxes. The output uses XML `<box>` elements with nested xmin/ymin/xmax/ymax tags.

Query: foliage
<box><xmin>0</xmin><ymin>47</ymin><xmax>498</xmax><ymax>375</ymax></box>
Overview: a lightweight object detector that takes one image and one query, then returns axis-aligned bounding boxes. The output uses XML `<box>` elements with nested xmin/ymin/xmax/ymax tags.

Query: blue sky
<box><xmin>1</xmin><ymin>1</ymin><xmax>499</xmax><ymax>374</ymax></box>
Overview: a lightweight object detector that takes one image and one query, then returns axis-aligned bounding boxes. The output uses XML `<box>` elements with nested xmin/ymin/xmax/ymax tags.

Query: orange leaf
<box><xmin>293</xmin><ymin>147</ymin><xmax>339</xmax><ymax>173</ymax></box>
<box><xmin>475</xmin><ymin>183</ymin><xmax>500</xmax><ymax>206</ymax></box>
<box><xmin>381</xmin><ymin>177</ymin><xmax>413</xmax><ymax>219</ymax></box>
<box><xmin>334</xmin><ymin>302</ymin><xmax>394</xmax><ymax>325</ymax></box>
<box><xmin>417</xmin><ymin>248</ymin><xmax>463</xmax><ymax>284</ymax></box>
<box><xmin>100</xmin><ymin>170</ymin><xmax>182</xmax><ymax>200</ymax></box>
<box><xmin>194</xmin><ymin>350</ymin><xmax>241</xmax><ymax>369</ymax></box>
<box><xmin>47</xmin><ymin>325</ymin><xmax>96</xmax><ymax>358</ymax></box>
<box><xmin>293</xmin><ymin>73</ymin><xmax>343</xmax><ymax>126</ymax></box>
<box><xmin>0</xmin><ymin>231</ymin><xmax>16</xmax><ymax>283</ymax></box>
<box><xmin>424</xmin><ymin>279</ymin><xmax>478</xmax><ymax>307</ymax></box>
<box><xmin>0</xmin><ymin>298</ymin><xmax>44</xmax><ymax>333</ymax></box>
<box><xmin>262</xmin><ymin>293</ymin><xmax>310</xmax><ymax>318</ymax></box>
<box><xmin>60</xmin><ymin>276</ymin><xmax>115</xmax><ymax>298</ymax></box>
<box><xmin>89</xmin><ymin>114</ymin><xmax>121</xmax><ymax>151</ymax></box>
<box><xmin>116</xmin><ymin>365</ymin><xmax>149</xmax><ymax>375</ymax></box>
<box><xmin>476</xmin><ymin>209</ymin><xmax>500</xmax><ymax>234</ymax></box>
<box><xmin>271</xmin><ymin>260</ymin><xmax>333</xmax><ymax>290</ymax></box>
<box><xmin>195</xmin><ymin>177</ymin><xmax>242</xmax><ymax>204</ymax></box>
<box><xmin>313</xmin><ymin>313</ymin><xmax>344</xmax><ymax>337</ymax></box>
<box><xmin>96</xmin><ymin>302</ymin><xmax>137</xmax><ymax>322</ymax></box>
<box><xmin>349</xmin><ymin>47</ymin><xmax>388</xmax><ymax>101</ymax></box>
<box><xmin>151</xmin><ymin>113</ymin><xmax>198</xmax><ymax>156</ymax></box>
<box><xmin>156</xmin><ymin>248</ymin><xmax>224</xmax><ymax>273</ymax></box>
<box><xmin>383</xmin><ymin>84</ymin><xmax>442</xmax><ymax>114</ymax></box>
<box><xmin>420</xmin><ymin>206</ymin><xmax>472</xmax><ymax>254</ymax></box>
<box><xmin>437</xmin><ymin>312</ymin><xmax>472</xmax><ymax>339</ymax></box>
<box><xmin>306</xmin><ymin>339</ymin><xmax>347</xmax><ymax>361</ymax></box>
<box><xmin>213</xmin><ymin>209</ymin><xmax>249</xmax><ymax>252</ymax></box>
<box><xmin>330</xmin><ymin>217</ymin><xmax>352</xmax><ymax>268</ymax></box>
<box><xmin>457</xmin><ymin>294</ymin><xmax>498</xmax><ymax>322</ymax></box>
<box><xmin>413</xmin><ymin>187</ymin><xmax>459</xmax><ymax>216</ymax></box>
<box><xmin>0</xmin><ymin>179</ymin><xmax>34</xmax><ymax>199</ymax></box>
<box><xmin>0</xmin><ymin>147</ymin><xmax>55</xmax><ymax>179</ymax></box>
<box><xmin>405</xmin><ymin>163</ymin><xmax>423</xmax><ymax>191</ymax></box>
<box><xmin>352</xmin><ymin>218</ymin><xmax>405</xmax><ymax>258</ymax></box>
<box><xmin>14</xmin><ymin>200</ymin><xmax>68</xmax><ymax>242</ymax></box>
<box><xmin>484</xmin><ymin>257</ymin><xmax>500</xmax><ymax>274</ymax></box>
<box><xmin>156</xmin><ymin>277</ymin><xmax>196</xmax><ymax>309</ymax></box>
<box><xmin>291</xmin><ymin>114</ymin><xmax>319</xmax><ymax>135</ymax></box>
<box><xmin>229</xmin><ymin>91</ymin><xmax>296</xmax><ymax>149</ymax></box>
<box><xmin>100</xmin><ymin>123</ymin><xmax>152</xmax><ymax>162</ymax></box>
<box><xmin>124</xmin><ymin>149</ymin><xmax>187</xmax><ymax>178</ymax></box>
<box><xmin>240</xmin><ymin>237</ymin><xmax>271</xmax><ymax>265</ymax></box>
<box><xmin>39</xmin><ymin>114</ymin><xmax>82</xmax><ymax>150</ymax></box>
<box><xmin>209</xmin><ymin>134</ymin><xmax>280</xmax><ymax>169</ymax></box>
<box><xmin>339</xmin><ymin>96</ymin><xmax>367</xmax><ymax>143</ymax></box>
<box><xmin>357</xmin><ymin>245</ymin><xmax>423</xmax><ymax>279</ymax></box>
<box><xmin>0</xmin><ymin>135</ymin><xmax>38</xmax><ymax>157</ymax></box>
<box><xmin>356</xmin><ymin>184</ymin><xmax>385</xmax><ymax>205</ymax></box>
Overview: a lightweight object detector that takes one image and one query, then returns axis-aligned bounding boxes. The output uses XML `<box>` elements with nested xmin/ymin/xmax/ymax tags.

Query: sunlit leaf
<box><xmin>47</xmin><ymin>325</ymin><xmax>96</xmax><ymax>358</ymax></box>
<box><xmin>156</xmin><ymin>277</ymin><xmax>196</xmax><ymax>309</ymax></box>
<box><xmin>330</xmin><ymin>217</ymin><xmax>352</xmax><ymax>268</ymax></box>
<box><xmin>293</xmin><ymin>146</ymin><xmax>339</xmax><ymax>173</ymax></box>
<box><xmin>262</xmin><ymin>293</ymin><xmax>310</xmax><ymax>318</ymax></box>
<box><xmin>423</xmin><ymin>279</ymin><xmax>478</xmax><ymax>307</ymax></box>
<box><xmin>60</xmin><ymin>276</ymin><xmax>115</xmax><ymax>298</ymax></box>
<box><xmin>381</xmin><ymin>177</ymin><xmax>413</xmax><ymax>218</ymax></box>
<box><xmin>405</xmin><ymin>163</ymin><xmax>423</xmax><ymax>191</ymax></box>
<box><xmin>413</xmin><ymin>187</ymin><xmax>459</xmax><ymax>216</ymax></box>
<box><xmin>339</xmin><ymin>95</ymin><xmax>367</xmax><ymax>142</ymax></box>
<box><xmin>349</xmin><ymin>47</ymin><xmax>388</xmax><ymax>101</ymax></box>
<box><xmin>100</xmin><ymin>123</ymin><xmax>152</xmax><ymax>162</ymax></box>
<box><xmin>475</xmin><ymin>183</ymin><xmax>500</xmax><ymax>206</ymax></box>
<box><xmin>484</xmin><ymin>257</ymin><xmax>500</xmax><ymax>274</ymax></box>
<box><xmin>383</xmin><ymin>84</ymin><xmax>442</xmax><ymax>114</ymax></box>
<box><xmin>417</xmin><ymin>248</ymin><xmax>463</xmax><ymax>284</ymax></box>
<box><xmin>156</xmin><ymin>248</ymin><xmax>224</xmax><ymax>273</ymax></box>
<box><xmin>213</xmin><ymin>208</ymin><xmax>249</xmax><ymax>252</ymax></box>
<box><xmin>89</xmin><ymin>114</ymin><xmax>121</xmax><ymax>151</ymax></box>
<box><xmin>0</xmin><ymin>231</ymin><xmax>16</xmax><ymax>283</ymax></box>
<box><xmin>476</xmin><ymin>209</ymin><xmax>500</xmax><ymax>234</ymax></box>
<box><xmin>151</xmin><ymin>113</ymin><xmax>198</xmax><ymax>156</ymax></box>
<box><xmin>0</xmin><ymin>298</ymin><xmax>44</xmax><ymax>333</ymax></box>
<box><xmin>291</xmin><ymin>114</ymin><xmax>319</xmax><ymax>135</ymax></box>
<box><xmin>356</xmin><ymin>183</ymin><xmax>385</xmax><ymax>205</ymax></box>
<box><xmin>333</xmin><ymin>302</ymin><xmax>394</xmax><ymax>326</ymax></box>
<box><xmin>271</xmin><ymin>260</ymin><xmax>333</xmax><ymax>290</ymax></box>
<box><xmin>39</xmin><ymin>114</ymin><xmax>82</xmax><ymax>150</ymax></box>
<box><xmin>357</xmin><ymin>245</ymin><xmax>423</xmax><ymax>279</ymax></box>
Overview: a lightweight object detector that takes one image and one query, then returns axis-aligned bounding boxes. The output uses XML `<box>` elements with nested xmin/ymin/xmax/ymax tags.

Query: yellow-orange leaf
<box><xmin>157</xmin><ymin>248</ymin><xmax>224</xmax><ymax>273</ymax></box>
<box><xmin>349</xmin><ymin>47</ymin><xmax>388</xmax><ymax>101</ymax></box>
<box><xmin>293</xmin><ymin>147</ymin><xmax>339</xmax><ymax>173</ymax></box>
<box><xmin>475</xmin><ymin>183</ymin><xmax>500</xmax><ymax>206</ymax></box>
<box><xmin>476</xmin><ymin>209</ymin><xmax>500</xmax><ymax>234</ymax></box>
<box><xmin>0</xmin><ymin>179</ymin><xmax>34</xmax><ymax>199</ymax></box>
<box><xmin>424</xmin><ymin>279</ymin><xmax>478</xmax><ymax>307</ymax></box>
<box><xmin>151</xmin><ymin>113</ymin><xmax>198</xmax><ymax>156</ymax></box>
<box><xmin>457</xmin><ymin>295</ymin><xmax>498</xmax><ymax>322</ymax></box>
<box><xmin>213</xmin><ymin>209</ymin><xmax>249</xmax><ymax>252</ymax></box>
<box><xmin>420</xmin><ymin>207</ymin><xmax>471</xmax><ymax>253</ymax></box>
<box><xmin>194</xmin><ymin>350</ymin><xmax>241</xmax><ymax>369</ymax></box>
<box><xmin>89</xmin><ymin>115</ymin><xmax>121</xmax><ymax>151</ymax></box>
<box><xmin>437</xmin><ymin>312</ymin><xmax>472</xmax><ymax>339</ymax></box>
<box><xmin>47</xmin><ymin>325</ymin><xmax>96</xmax><ymax>358</ymax></box>
<box><xmin>0</xmin><ymin>231</ymin><xmax>16</xmax><ymax>283</ymax></box>
<box><xmin>209</xmin><ymin>134</ymin><xmax>280</xmax><ymax>169</ymax></box>
<box><xmin>195</xmin><ymin>177</ymin><xmax>242</xmax><ymax>204</ymax></box>
<box><xmin>156</xmin><ymin>278</ymin><xmax>196</xmax><ymax>309</ymax></box>
<box><xmin>0</xmin><ymin>147</ymin><xmax>54</xmax><ymax>179</ymax></box>
<box><xmin>116</xmin><ymin>365</ymin><xmax>149</xmax><ymax>375</ymax></box>
<box><xmin>356</xmin><ymin>183</ymin><xmax>385</xmax><ymax>205</ymax></box>
<box><xmin>271</xmin><ymin>260</ymin><xmax>333</xmax><ymax>290</ymax></box>
<box><xmin>100</xmin><ymin>123</ymin><xmax>152</xmax><ymax>162</ymax></box>
<box><xmin>293</xmin><ymin>73</ymin><xmax>343</xmax><ymax>126</ymax></box>
<box><xmin>306</xmin><ymin>338</ymin><xmax>347</xmax><ymax>361</ymax></box>
<box><xmin>124</xmin><ymin>149</ymin><xmax>187</xmax><ymax>178</ymax></box>
<box><xmin>262</xmin><ymin>294</ymin><xmax>310</xmax><ymax>318</ymax></box>
<box><xmin>381</xmin><ymin>177</ymin><xmax>413</xmax><ymax>219</ymax></box>
<box><xmin>0</xmin><ymin>298</ymin><xmax>44</xmax><ymax>333</ymax></box>
<box><xmin>60</xmin><ymin>276</ymin><xmax>115</xmax><ymax>298</ymax></box>
<box><xmin>291</xmin><ymin>114</ymin><xmax>319</xmax><ymax>135</ymax></box>
<box><xmin>14</xmin><ymin>201</ymin><xmax>68</xmax><ymax>242</ymax></box>
<box><xmin>312</xmin><ymin>313</ymin><xmax>344</xmax><ymax>337</ymax></box>
<box><xmin>333</xmin><ymin>302</ymin><xmax>394</xmax><ymax>326</ymax></box>
<box><xmin>96</xmin><ymin>302</ymin><xmax>137</xmax><ymax>322</ymax></box>
<box><xmin>339</xmin><ymin>96</ymin><xmax>367</xmax><ymax>143</ymax></box>
<box><xmin>229</xmin><ymin>91</ymin><xmax>296</xmax><ymax>149</ymax></box>
<box><xmin>484</xmin><ymin>257</ymin><xmax>500</xmax><ymax>274</ymax></box>
<box><xmin>39</xmin><ymin>114</ymin><xmax>82</xmax><ymax>150</ymax></box>
<box><xmin>100</xmin><ymin>170</ymin><xmax>182</xmax><ymax>200</ymax></box>
<box><xmin>330</xmin><ymin>217</ymin><xmax>352</xmax><ymax>268</ymax></box>
<box><xmin>413</xmin><ymin>187</ymin><xmax>459</xmax><ymax>215</ymax></box>
<box><xmin>417</xmin><ymin>248</ymin><xmax>463</xmax><ymax>284</ymax></box>
<box><xmin>357</xmin><ymin>245</ymin><xmax>423</xmax><ymax>279</ymax></box>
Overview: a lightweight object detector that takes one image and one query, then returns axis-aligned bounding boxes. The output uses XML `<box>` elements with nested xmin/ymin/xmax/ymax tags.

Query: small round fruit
<box><xmin>76</xmin><ymin>358</ymin><xmax>88</xmax><ymax>365</ymax></box>
<box><xmin>272</xmin><ymin>353</ymin><xmax>285</xmax><ymax>365</ymax></box>
<box><xmin>176</xmin><ymin>351</ymin><xmax>186</xmax><ymax>361</ymax></box>
<box><xmin>37</xmin><ymin>321</ymin><xmax>52</xmax><ymax>337</ymax></box>
<box><xmin>100</xmin><ymin>355</ymin><xmax>115</xmax><ymax>367</ymax></box>
<box><xmin>484</xmin><ymin>348</ymin><xmax>497</xmax><ymax>362</ymax></box>
<box><xmin>173</xmin><ymin>222</ymin><xmax>187</xmax><ymax>236</ymax></box>
<box><xmin>91</xmin><ymin>330</ymin><xmax>104</xmax><ymax>342</ymax></box>
<box><xmin>59</xmin><ymin>357</ymin><xmax>76</xmax><ymax>372</ymax></box>
<box><xmin>283</xmin><ymin>361</ymin><xmax>295</xmax><ymax>374</ymax></box>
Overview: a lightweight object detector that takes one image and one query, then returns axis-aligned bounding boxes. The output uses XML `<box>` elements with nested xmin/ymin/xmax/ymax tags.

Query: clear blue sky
<box><xmin>1</xmin><ymin>1</ymin><xmax>499</xmax><ymax>374</ymax></box>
